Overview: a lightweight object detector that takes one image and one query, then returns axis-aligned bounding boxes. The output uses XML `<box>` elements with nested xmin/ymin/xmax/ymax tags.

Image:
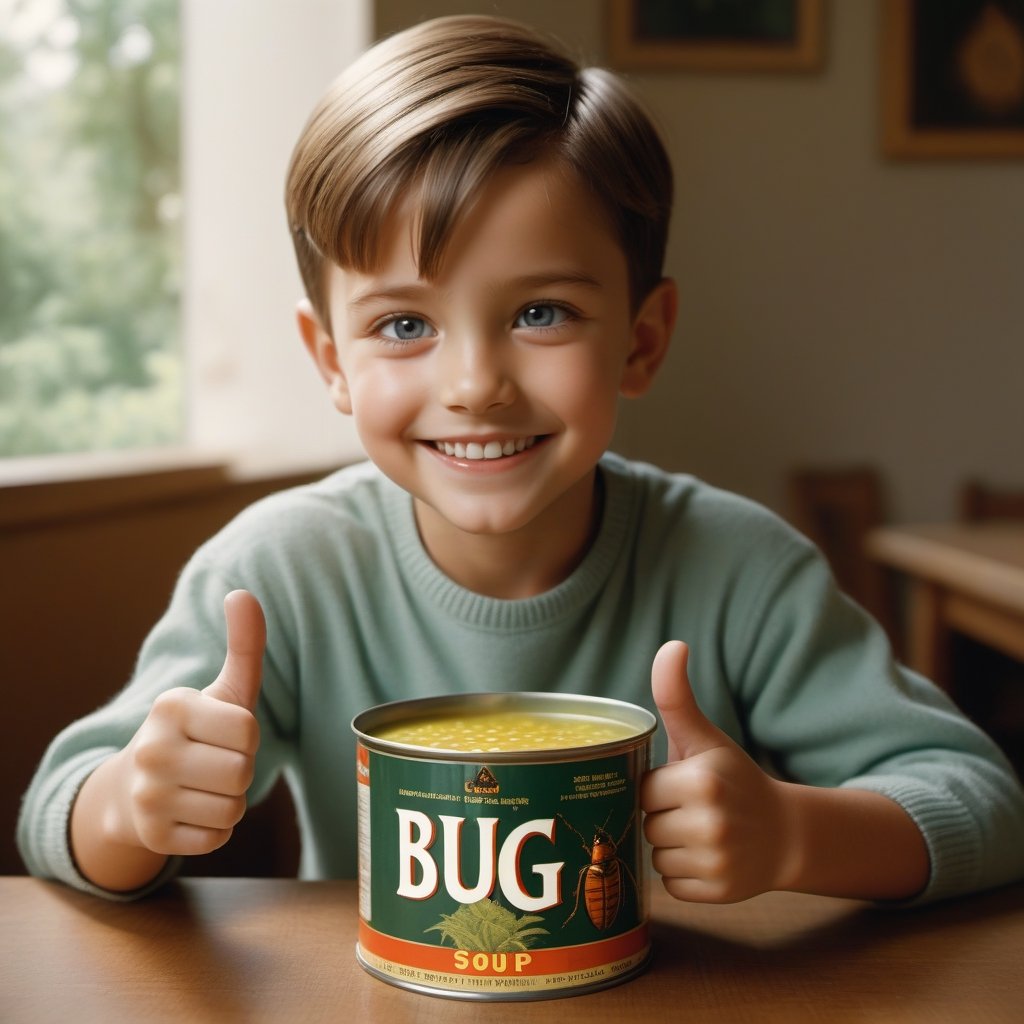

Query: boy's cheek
<box><xmin>554</xmin><ymin>371</ymin><xmax>622</xmax><ymax>432</ymax></box>
<box><xmin>347</xmin><ymin>371</ymin><xmax>421</xmax><ymax>432</ymax></box>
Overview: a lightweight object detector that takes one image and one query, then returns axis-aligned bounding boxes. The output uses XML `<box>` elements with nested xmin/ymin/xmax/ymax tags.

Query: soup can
<box><xmin>351</xmin><ymin>692</ymin><xmax>656</xmax><ymax>1001</ymax></box>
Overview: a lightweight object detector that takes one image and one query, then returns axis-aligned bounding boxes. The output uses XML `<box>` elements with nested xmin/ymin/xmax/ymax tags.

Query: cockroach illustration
<box><xmin>558</xmin><ymin>811</ymin><xmax>640</xmax><ymax>931</ymax></box>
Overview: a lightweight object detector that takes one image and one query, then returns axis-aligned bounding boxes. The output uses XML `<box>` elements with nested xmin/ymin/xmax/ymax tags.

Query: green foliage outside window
<box><xmin>0</xmin><ymin>0</ymin><xmax>182</xmax><ymax>457</ymax></box>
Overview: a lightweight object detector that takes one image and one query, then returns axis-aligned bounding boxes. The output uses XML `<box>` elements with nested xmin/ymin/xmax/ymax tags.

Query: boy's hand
<box><xmin>110</xmin><ymin>590</ymin><xmax>266</xmax><ymax>858</ymax></box>
<box><xmin>641</xmin><ymin>641</ymin><xmax>795</xmax><ymax>903</ymax></box>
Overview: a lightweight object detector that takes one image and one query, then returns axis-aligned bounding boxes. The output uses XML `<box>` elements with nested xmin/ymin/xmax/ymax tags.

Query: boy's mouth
<box><xmin>431</xmin><ymin>436</ymin><xmax>539</xmax><ymax>461</ymax></box>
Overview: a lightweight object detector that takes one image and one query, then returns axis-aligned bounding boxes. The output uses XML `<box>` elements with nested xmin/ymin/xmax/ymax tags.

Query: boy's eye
<box><xmin>379</xmin><ymin>316</ymin><xmax>435</xmax><ymax>341</ymax></box>
<box><xmin>515</xmin><ymin>304</ymin><xmax>569</xmax><ymax>329</ymax></box>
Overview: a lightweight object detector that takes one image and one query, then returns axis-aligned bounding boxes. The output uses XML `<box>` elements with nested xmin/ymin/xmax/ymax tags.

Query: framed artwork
<box><xmin>607</xmin><ymin>0</ymin><xmax>824</xmax><ymax>72</ymax></box>
<box><xmin>881</xmin><ymin>0</ymin><xmax>1024</xmax><ymax>158</ymax></box>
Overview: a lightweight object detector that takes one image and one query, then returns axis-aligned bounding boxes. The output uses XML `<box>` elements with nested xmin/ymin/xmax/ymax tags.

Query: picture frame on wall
<box><xmin>607</xmin><ymin>0</ymin><xmax>824</xmax><ymax>73</ymax></box>
<box><xmin>881</xmin><ymin>0</ymin><xmax>1024</xmax><ymax>158</ymax></box>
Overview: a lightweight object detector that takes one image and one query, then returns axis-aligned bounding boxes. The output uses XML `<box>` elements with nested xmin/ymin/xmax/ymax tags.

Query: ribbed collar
<box><xmin>380</xmin><ymin>453</ymin><xmax>636</xmax><ymax>633</ymax></box>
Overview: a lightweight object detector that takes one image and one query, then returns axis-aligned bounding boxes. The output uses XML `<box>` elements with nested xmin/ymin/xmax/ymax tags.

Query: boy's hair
<box><xmin>285</xmin><ymin>15</ymin><xmax>673</xmax><ymax>331</ymax></box>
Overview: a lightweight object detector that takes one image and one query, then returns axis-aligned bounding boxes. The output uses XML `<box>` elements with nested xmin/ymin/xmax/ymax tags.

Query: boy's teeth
<box><xmin>437</xmin><ymin>437</ymin><xmax>536</xmax><ymax>459</ymax></box>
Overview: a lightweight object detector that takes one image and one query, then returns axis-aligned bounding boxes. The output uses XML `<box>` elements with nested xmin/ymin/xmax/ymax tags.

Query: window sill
<box><xmin>0</xmin><ymin>447</ymin><xmax>350</xmax><ymax>531</ymax></box>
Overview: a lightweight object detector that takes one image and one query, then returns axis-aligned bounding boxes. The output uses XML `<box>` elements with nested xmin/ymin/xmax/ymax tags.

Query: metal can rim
<box><xmin>351</xmin><ymin>691</ymin><xmax>656</xmax><ymax>764</ymax></box>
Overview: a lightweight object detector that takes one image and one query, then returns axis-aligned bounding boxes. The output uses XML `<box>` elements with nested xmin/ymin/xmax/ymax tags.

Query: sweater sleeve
<box><xmin>16</xmin><ymin>550</ymin><xmax>292</xmax><ymax>899</ymax></box>
<box><xmin>728</xmin><ymin>532</ymin><xmax>1024</xmax><ymax>904</ymax></box>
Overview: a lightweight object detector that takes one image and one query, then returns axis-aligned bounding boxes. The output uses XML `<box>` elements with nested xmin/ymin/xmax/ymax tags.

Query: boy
<box><xmin>18</xmin><ymin>15</ymin><xmax>1024</xmax><ymax>903</ymax></box>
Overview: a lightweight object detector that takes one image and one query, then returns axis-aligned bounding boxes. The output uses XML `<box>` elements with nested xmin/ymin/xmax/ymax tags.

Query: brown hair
<box><xmin>285</xmin><ymin>15</ymin><xmax>672</xmax><ymax>331</ymax></box>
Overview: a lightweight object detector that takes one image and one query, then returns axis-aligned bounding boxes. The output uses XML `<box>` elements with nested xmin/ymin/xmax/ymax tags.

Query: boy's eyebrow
<box><xmin>346</xmin><ymin>284</ymin><xmax>435</xmax><ymax>312</ymax></box>
<box><xmin>347</xmin><ymin>270</ymin><xmax>603</xmax><ymax>311</ymax></box>
<box><xmin>507</xmin><ymin>270</ymin><xmax>604</xmax><ymax>293</ymax></box>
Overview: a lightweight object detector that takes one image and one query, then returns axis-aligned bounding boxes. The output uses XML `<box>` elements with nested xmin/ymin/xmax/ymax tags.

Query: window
<box><xmin>0</xmin><ymin>0</ymin><xmax>183</xmax><ymax>458</ymax></box>
<box><xmin>1</xmin><ymin>0</ymin><xmax>367</xmax><ymax>473</ymax></box>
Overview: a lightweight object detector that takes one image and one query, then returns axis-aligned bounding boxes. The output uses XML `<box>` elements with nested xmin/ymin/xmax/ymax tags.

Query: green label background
<box><xmin>366</xmin><ymin>749</ymin><xmax>646</xmax><ymax>949</ymax></box>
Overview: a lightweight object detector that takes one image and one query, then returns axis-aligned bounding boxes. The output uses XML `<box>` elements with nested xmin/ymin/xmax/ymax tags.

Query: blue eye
<box><xmin>516</xmin><ymin>304</ymin><xmax>569</xmax><ymax>329</ymax></box>
<box><xmin>380</xmin><ymin>316</ymin><xmax>433</xmax><ymax>341</ymax></box>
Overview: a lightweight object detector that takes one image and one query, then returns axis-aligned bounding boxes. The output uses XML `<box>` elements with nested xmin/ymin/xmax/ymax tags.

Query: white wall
<box><xmin>184</xmin><ymin>0</ymin><xmax>370</xmax><ymax>474</ymax></box>
<box><xmin>377</xmin><ymin>0</ymin><xmax>1024</xmax><ymax>522</ymax></box>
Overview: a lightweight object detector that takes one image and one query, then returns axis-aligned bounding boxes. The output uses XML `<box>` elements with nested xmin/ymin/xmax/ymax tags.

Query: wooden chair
<box><xmin>787</xmin><ymin>466</ymin><xmax>899</xmax><ymax>650</ymax></box>
<box><xmin>958</xmin><ymin>480</ymin><xmax>1024</xmax><ymax>522</ymax></box>
<box><xmin>953</xmin><ymin>480</ymin><xmax>1024</xmax><ymax>771</ymax></box>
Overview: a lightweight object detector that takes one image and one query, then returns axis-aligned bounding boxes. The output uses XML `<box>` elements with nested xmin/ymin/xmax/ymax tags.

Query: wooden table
<box><xmin>2</xmin><ymin>876</ymin><xmax>1023</xmax><ymax>1023</ymax></box>
<box><xmin>866</xmin><ymin>522</ymin><xmax>1024</xmax><ymax>690</ymax></box>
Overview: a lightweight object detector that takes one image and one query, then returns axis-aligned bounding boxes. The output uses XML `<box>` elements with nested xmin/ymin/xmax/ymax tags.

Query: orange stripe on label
<box><xmin>358</xmin><ymin>919</ymin><xmax>649</xmax><ymax>976</ymax></box>
<box><xmin>356</xmin><ymin>744</ymin><xmax>369</xmax><ymax>785</ymax></box>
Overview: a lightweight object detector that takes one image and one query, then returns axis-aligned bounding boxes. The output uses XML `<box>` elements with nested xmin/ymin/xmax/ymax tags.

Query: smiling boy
<box><xmin>299</xmin><ymin>157</ymin><xmax>674</xmax><ymax>598</ymax></box>
<box><xmin>19</xmin><ymin>16</ymin><xmax>1024</xmax><ymax>904</ymax></box>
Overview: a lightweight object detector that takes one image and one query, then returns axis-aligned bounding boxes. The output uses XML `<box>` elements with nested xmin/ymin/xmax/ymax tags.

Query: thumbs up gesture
<box><xmin>114</xmin><ymin>590</ymin><xmax>266</xmax><ymax>858</ymax></box>
<box><xmin>641</xmin><ymin>641</ymin><xmax>794</xmax><ymax>903</ymax></box>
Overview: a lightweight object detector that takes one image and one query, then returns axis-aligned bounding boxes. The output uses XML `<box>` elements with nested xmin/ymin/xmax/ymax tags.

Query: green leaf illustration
<box><xmin>425</xmin><ymin>898</ymin><xmax>549</xmax><ymax>952</ymax></box>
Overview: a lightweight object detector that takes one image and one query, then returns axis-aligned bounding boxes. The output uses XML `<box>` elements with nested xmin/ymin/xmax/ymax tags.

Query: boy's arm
<box><xmin>641</xmin><ymin>641</ymin><xmax>930</xmax><ymax>903</ymax></box>
<box><xmin>69</xmin><ymin>591</ymin><xmax>265</xmax><ymax>893</ymax></box>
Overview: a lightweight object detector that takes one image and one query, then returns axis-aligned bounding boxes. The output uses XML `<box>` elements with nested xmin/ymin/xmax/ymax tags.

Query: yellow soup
<box><xmin>373</xmin><ymin>710</ymin><xmax>636</xmax><ymax>753</ymax></box>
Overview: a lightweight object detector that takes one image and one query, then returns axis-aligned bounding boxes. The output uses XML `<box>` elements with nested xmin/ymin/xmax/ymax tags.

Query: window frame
<box><xmin>0</xmin><ymin>0</ymin><xmax>370</xmax><ymax>502</ymax></box>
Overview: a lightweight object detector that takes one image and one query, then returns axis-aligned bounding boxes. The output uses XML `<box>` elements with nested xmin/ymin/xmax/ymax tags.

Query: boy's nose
<box><xmin>438</xmin><ymin>338</ymin><xmax>516</xmax><ymax>414</ymax></box>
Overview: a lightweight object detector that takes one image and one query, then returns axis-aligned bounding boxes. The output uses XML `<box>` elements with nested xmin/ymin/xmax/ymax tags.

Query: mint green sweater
<box><xmin>17</xmin><ymin>454</ymin><xmax>1024</xmax><ymax>901</ymax></box>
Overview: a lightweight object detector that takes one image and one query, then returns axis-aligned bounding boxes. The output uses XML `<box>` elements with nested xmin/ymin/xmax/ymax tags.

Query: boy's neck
<box><xmin>412</xmin><ymin>470</ymin><xmax>604</xmax><ymax>600</ymax></box>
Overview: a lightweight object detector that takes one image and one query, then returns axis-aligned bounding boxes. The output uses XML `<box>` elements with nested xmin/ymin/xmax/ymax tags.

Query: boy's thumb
<box><xmin>651</xmin><ymin>641</ymin><xmax>726</xmax><ymax>762</ymax></box>
<box><xmin>203</xmin><ymin>590</ymin><xmax>266</xmax><ymax>712</ymax></box>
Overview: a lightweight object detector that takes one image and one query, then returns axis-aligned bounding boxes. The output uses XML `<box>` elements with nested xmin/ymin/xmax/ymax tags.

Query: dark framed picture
<box><xmin>607</xmin><ymin>0</ymin><xmax>824</xmax><ymax>72</ymax></box>
<box><xmin>881</xmin><ymin>0</ymin><xmax>1024</xmax><ymax>158</ymax></box>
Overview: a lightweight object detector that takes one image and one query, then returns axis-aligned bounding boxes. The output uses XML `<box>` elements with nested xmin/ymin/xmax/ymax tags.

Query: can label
<box><xmin>356</xmin><ymin>742</ymin><xmax>649</xmax><ymax>997</ymax></box>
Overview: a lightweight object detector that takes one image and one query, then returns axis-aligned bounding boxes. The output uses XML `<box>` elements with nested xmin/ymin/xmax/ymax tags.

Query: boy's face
<box><xmin>300</xmin><ymin>158</ymin><xmax>675</xmax><ymax>584</ymax></box>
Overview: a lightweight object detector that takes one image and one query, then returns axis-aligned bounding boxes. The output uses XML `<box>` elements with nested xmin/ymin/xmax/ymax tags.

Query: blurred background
<box><xmin>2</xmin><ymin>1</ymin><xmax>1022</xmax><ymax>876</ymax></box>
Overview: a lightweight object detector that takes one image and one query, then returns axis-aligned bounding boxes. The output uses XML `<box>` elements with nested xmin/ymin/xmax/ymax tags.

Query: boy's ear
<box><xmin>620</xmin><ymin>278</ymin><xmax>677</xmax><ymax>399</ymax></box>
<box><xmin>296</xmin><ymin>298</ymin><xmax>352</xmax><ymax>415</ymax></box>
